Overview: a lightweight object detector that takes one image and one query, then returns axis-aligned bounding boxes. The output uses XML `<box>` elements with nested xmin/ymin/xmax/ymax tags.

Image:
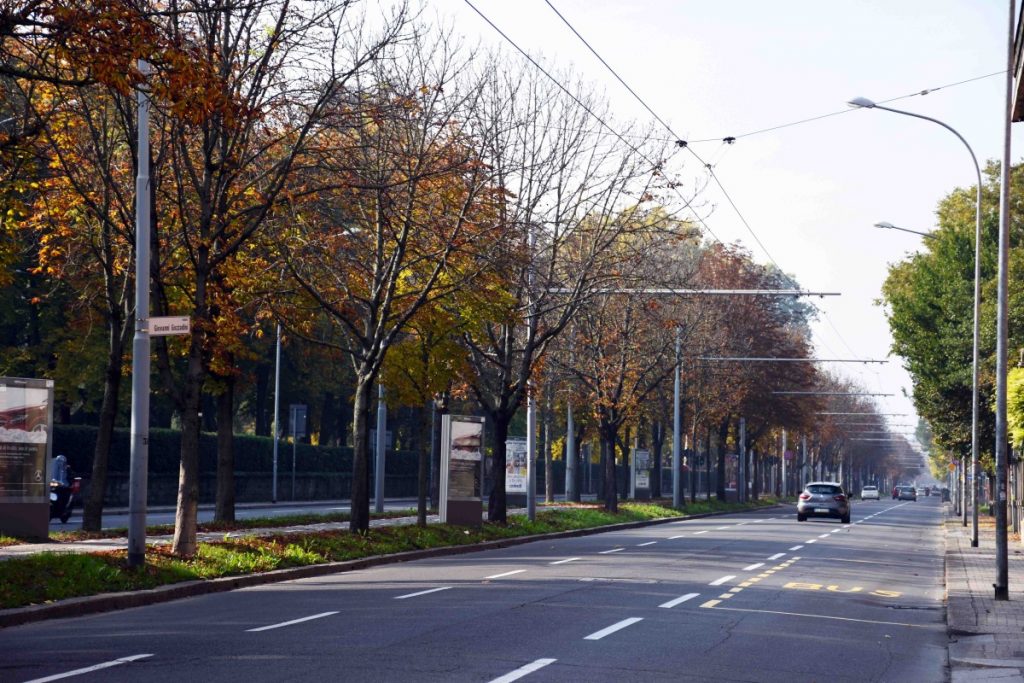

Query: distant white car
<box><xmin>861</xmin><ymin>485</ymin><xmax>880</xmax><ymax>501</ymax></box>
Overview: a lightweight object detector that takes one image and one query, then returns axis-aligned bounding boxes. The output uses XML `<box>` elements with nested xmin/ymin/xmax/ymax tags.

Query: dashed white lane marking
<box><xmin>599</xmin><ymin>547</ymin><xmax>625</xmax><ymax>554</ymax></box>
<box><xmin>716</xmin><ymin>526</ymin><xmax>730</xmax><ymax>530</ymax></box>
<box><xmin>830</xmin><ymin>529</ymin><xmax>841</xmax><ymax>534</ymax></box>
<box><xmin>767</xmin><ymin>553</ymin><xmax>786</xmax><ymax>560</ymax></box>
<box><xmin>818</xmin><ymin>533</ymin><xmax>830</xmax><ymax>538</ymax></box>
<box><xmin>488</xmin><ymin>658</ymin><xmax>558</xmax><ymax>683</ymax></box>
<box><xmin>584</xmin><ymin>617</ymin><xmax>644</xmax><ymax>640</ymax></box>
<box><xmin>485</xmin><ymin>570</ymin><xmax>526</xmax><ymax>580</ymax></box>
<box><xmin>805</xmin><ymin>539</ymin><xmax>817</xmax><ymax>544</ymax></box>
<box><xmin>247</xmin><ymin>611</ymin><xmax>338</xmax><ymax>631</ymax></box>
<box><xmin>23</xmin><ymin>655</ymin><xmax>153</xmax><ymax>683</ymax></box>
<box><xmin>710</xmin><ymin>575</ymin><xmax>736</xmax><ymax>586</ymax></box>
<box><xmin>395</xmin><ymin>587</ymin><xmax>451</xmax><ymax>600</ymax></box>
<box><xmin>753</xmin><ymin>519</ymin><xmax>765</xmax><ymax>523</ymax></box>
<box><xmin>669</xmin><ymin>534</ymin><xmax>687</xmax><ymax>539</ymax></box>
<box><xmin>742</xmin><ymin>563</ymin><xmax>765</xmax><ymax>572</ymax></box>
<box><xmin>637</xmin><ymin>541</ymin><xmax>658</xmax><ymax>547</ymax></box>
<box><xmin>550</xmin><ymin>557</ymin><xmax>580</xmax><ymax>565</ymax></box>
<box><xmin>659</xmin><ymin>592</ymin><xmax>701</xmax><ymax>609</ymax></box>
<box><xmin>789</xmin><ymin>545</ymin><xmax>804</xmax><ymax>551</ymax></box>
<box><xmin>694</xmin><ymin>530</ymin><xmax>709</xmax><ymax>535</ymax></box>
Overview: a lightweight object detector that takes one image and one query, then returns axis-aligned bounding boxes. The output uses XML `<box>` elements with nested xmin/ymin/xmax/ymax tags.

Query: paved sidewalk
<box><xmin>945</xmin><ymin>505</ymin><xmax>1024</xmax><ymax>682</ymax></box>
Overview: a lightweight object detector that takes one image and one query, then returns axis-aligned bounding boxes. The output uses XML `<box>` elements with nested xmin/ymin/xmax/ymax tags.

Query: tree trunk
<box><xmin>417</xmin><ymin>401</ymin><xmax>431</xmax><ymax>527</ymax></box>
<box><xmin>716</xmin><ymin>417</ymin><xmax>729</xmax><ymax>502</ymax></box>
<box><xmin>601</xmin><ymin>425</ymin><xmax>618</xmax><ymax>513</ymax></box>
<box><xmin>350</xmin><ymin>372</ymin><xmax>374</xmax><ymax>533</ymax></box>
<box><xmin>82</xmin><ymin>318</ymin><xmax>127</xmax><ymax>532</ymax></box>
<box><xmin>215</xmin><ymin>369</ymin><xmax>235</xmax><ymax>522</ymax></box>
<box><xmin>429</xmin><ymin>392</ymin><xmax>448</xmax><ymax>508</ymax></box>
<box><xmin>172</xmin><ymin>351</ymin><xmax>204</xmax><ymax>556</ymax></box>
<box><xmin>487</xmin><ymin>411</ymin><xmax>511</xmax><ymax>524</ymax></box>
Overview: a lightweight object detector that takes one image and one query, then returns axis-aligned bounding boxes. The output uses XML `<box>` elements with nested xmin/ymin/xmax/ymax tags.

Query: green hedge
<box><xmin>53</xmin><ymin>425</ymin><xmax>418</xmax><ymax>476</ymax></box>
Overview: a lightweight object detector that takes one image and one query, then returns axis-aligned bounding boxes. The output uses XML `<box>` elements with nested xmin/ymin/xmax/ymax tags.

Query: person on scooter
<box><xmin>49</xmin><ymin>454</ymin><xmax>79</xmax><ymax>523</ymax></box>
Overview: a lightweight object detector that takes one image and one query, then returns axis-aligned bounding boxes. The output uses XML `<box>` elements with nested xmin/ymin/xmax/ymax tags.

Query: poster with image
<box><xmin>0</xmin><ymin>378</ymin><xmax>53</xmax><ymax>503</ymax></box>
<box><xmin>447</xmin><ymin>418</ymin><xmax>484</xmax><ymax>499</ymax></box>
<box><xmin>506</xmin><ymin>437</ymin><xmax>528</xmax><ymax>493</ymax></box>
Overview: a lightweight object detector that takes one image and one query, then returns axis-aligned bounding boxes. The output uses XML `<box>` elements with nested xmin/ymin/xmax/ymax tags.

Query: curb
<box><xmin>0</xmin><ymin>504</ymin><xmax>783</xmax><ymax>629</ymax></box>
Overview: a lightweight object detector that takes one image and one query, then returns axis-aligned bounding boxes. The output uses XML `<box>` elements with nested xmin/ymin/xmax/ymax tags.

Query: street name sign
<box><xmin>147</xmin><ymin>316</ymin><xmax>190</xmax><ymax>336</ymax></box>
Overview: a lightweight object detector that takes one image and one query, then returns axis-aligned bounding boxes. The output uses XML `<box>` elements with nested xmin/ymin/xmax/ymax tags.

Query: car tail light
<box><xmin>833</xmin><ymin>494</ymin><xmax>846</xmax><ymax>502</ymax></box>
<box><xmin>799</xmin><ymin>493</ymin><xmax>810</xmax><ymax>500</ymax></box>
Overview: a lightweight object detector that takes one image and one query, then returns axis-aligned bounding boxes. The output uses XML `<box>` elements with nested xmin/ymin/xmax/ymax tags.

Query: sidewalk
<box><xmin>945</xmin><ymin>505</ymin><xmax>1024</xmax><ymax>682</ymax></box>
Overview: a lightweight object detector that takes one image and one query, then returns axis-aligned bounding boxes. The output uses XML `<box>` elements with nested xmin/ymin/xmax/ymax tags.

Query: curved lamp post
<box><xmin>849</xmin><ymin>96</ymin><xmax>982</xmax><ymax>548</ymax></box>
<box><xmin>873</xmin><ymin>221</ymin><xmax>934</xmax><ymax>238</ymax></box>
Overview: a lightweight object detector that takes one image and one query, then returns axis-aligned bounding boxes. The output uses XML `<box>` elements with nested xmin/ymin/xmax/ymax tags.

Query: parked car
<box><xmin>898</xmin><ymin>485</ymin><xmax>917</xmax><ymax>501</ymax></box>
<box><xmin>860</xmin><ymin>485</ymin><xmax>880</xmax><ymax>501</ymax></box>
<box><xmin>797</xmin><ymin>481</ymin><xmax>851</xmax><ymax>523</ymax></box>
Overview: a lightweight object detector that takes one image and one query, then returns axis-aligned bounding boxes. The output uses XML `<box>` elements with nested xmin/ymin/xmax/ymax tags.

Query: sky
<box><xmin>425</xmin><ymin>0</ymin><xmax>1018</xmax><ymax>442</ymax></box>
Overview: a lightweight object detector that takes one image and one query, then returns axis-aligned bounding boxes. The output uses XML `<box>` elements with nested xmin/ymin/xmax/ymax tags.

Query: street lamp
<box><xmin>873</xmin><ymin>221</ymin><xmax>935</xmax><ymax>238</ymax></box>
<box><xmin>849</xmin><ymin>95</ymin><xmax>982</xmax><ymax>548</ymax></box>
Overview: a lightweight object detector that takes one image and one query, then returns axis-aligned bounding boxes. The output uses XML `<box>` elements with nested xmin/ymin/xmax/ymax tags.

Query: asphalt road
<box><xmin>5</xmin><ymin>496</ymin><xmax>947</xmax><ymax>682</ymax></box>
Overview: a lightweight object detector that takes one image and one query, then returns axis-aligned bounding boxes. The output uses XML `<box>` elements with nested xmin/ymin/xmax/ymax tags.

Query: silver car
<box><xmin>797</xmin><ymin>481</ymin><xmax>851</xmax><ymax>523</ymax></box>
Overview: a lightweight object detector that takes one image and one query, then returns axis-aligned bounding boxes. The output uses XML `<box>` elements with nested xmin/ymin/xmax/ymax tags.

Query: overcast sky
<box><xmin>426</xmin><ymin>0</ymin><xmax>1018</xmax><ymax>438</ymax></box>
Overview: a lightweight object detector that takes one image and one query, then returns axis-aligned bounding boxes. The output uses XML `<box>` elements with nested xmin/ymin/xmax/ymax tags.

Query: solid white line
<box><xmin>485</xmin><ymin>570</ymin><xmax>526</xmax><ymax>580</ymax></box>
<box><xmin>694</xmin><ymin>530</ymin><xmax>708</xmax><ymax>535</ymax></box>
<box><xmin>488</xmin><ymin>658</ymin><xmax>558</xmax><ymax>683</ymax></box>
<box><xmin>395</xmin><ymin>587</ymin><xmax>451</xmax><ymax>600</ymax></box>
<box><xmin>637</xmin><ymin>541</ymin><xmax>657</xmax><ymax>547</ymax></box>
<box><xmin>550</xmin><ymin>557</ymin><xmax>580</xmax><ymax>565</ymax></box>
<box><xmin>584</xmin><ymin>617</ymin><xmax>644</xmax><ymax>640</ymax></box>
<box><xmin>24</xmin><ymin>655</ymin><xmax>154</xmax><ymax>683</ymax></box>
<box><xmin>247</xmin><ymin>611</ymin><xmax>338</xmax><ymax>632</ymax></box>
<box><xmin>789</xmin><ymin>545</ymin><xmax>804</xmax><ymax>551</ymax></box>
<box><xmin>669</xmin><ymin>534</ymin><xmax>687</xmax><ymax>540</ymax></box>
<box><xmin>742</xmin><ymin>563</ymin><xmax>764</xmax><ymax>572</ymax></box>
<box><xmin>710</xmin><ymin>575</ymin><xmax>736</xmax><ymax>586</ymax></box>
<box><xmin>767</xmin><ymin>553</ymin><xmax>785</xmax><ymax>560</ymax></box>
<box><xmin>599</xmin><ymin>547</ymin><xmax>625</xmax><ymax>554</ymax></box>
<box><xmin>659</xmin><ymin>592</ymin><xmax>700</xmax><ymax>608</ymax></box>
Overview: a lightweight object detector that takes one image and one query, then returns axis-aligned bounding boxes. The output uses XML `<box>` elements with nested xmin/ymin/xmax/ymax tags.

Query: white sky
<box><xmin>428</xmin><ymin>0</ymin><xmax>1018</xmax><ymax>433</ymax></box>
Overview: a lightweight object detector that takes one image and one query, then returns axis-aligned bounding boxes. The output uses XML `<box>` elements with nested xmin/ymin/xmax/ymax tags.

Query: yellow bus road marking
<box><xmin>700</xmin><ymin>599</ymin><xmax>722</xmax><ymax>608</ymax></box>
<box><xmin>703</xmin><ymin>605</ymin><xmax>939</xmax><ymax>629</ymax></box>
<box><xmin>782</xmin><ymin>581</ymin><xmax>902</xmax><ymax>598</ymax></box>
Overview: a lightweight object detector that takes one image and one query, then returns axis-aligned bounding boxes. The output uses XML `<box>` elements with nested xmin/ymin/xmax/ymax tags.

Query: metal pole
<box><xmin>962</xmin><ymin>457</ymin><xmax>969</xmax><ymax>527</ymax></box>
<box><xmin>781</xmin><ymin>429</ymin><xmax>787</xmax><ymax>497</ymax></box>
<box><xmin>291</xmin><ymin>428</ymin><xmax>296</xmax><ymax>500</ymax></box>
<box><xmin>527</xmin><ymin>394</ymin><xmax>536</xmax><ymax>521</ymax></box>
<box><xmin>127</xmin><ymin>59</ymin><xmax>152</xmax><ymax>569</ymax></box>
<box><xmin>566</xmin><ymin>399</ymin><xmax>576</xmax><ymax>502</ymax></box>
<box><xmin>672</xmin><ymin>329</ymin><xmax>682</xmax><ymax>508</ymax></box>
<box><xmin>374</xmin><ymin>384</ymin><xmax>386</xmax><ymax>514</ymax></box>
<box><xmin>993</xmin><ymin>0</ymin><xmax>1014</xmax><ymax>600</ymax></box>
<box><xmin>738</xmin><ymin>417</ymin><xmax>746</xmax><ymax>503</ymax></box>
<box><xmin>801</xmin><ymin>435</ymin><xmax>807</xmax><ymax>489</ymax></box>
<box><xmin>271</xmin><ymin>324</ymin><xmax>280</xmax><ymax>503</ymax></box>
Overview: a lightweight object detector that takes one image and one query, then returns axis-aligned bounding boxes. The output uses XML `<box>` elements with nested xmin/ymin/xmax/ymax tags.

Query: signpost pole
<box><xmin>565</xmin><ymin>400</ymin><xmax>576</xmax><ymax>502</ymax></box>
<box><xmin>272</xmin><ymin>324</ymin><xmax>280</xmax><ymax>504</ymax></box>
<box><xmin>375</xmin><ymin>385</ymin><xmax>386</xmax><ymax>514</ymax></box>
<box><xmin>127</xmin><ymin>60</ymin><xmax>152</xmax><ymax>569</ymax></box>
<box><xmin>672</xmin><ymin>328</ymin><xmax>681</xmax><ymax>508</ymax></box>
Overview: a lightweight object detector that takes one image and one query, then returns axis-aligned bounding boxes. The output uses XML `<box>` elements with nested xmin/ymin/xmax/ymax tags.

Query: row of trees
<box><xmin>1</xmin><ymin>1</ymin><xmax>914</xmax><ymax>555</ymax></box>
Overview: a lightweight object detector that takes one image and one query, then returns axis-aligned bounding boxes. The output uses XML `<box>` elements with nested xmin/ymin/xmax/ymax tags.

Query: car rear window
<box><xmin>863</xmin><ymin>486</ymin><xmax>877</xmax><ymax>490</ymax></box>
<box><xmin>806</xmin><ymin>485</ymin><xmax>841</xmax><ymax>494</ymax></box>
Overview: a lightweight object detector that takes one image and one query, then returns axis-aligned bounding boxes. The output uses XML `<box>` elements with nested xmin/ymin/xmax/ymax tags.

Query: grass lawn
<box><xmin>0</xmin><ymin>497</ymin><xmax>783</xmax><ymax>610</ymax></box>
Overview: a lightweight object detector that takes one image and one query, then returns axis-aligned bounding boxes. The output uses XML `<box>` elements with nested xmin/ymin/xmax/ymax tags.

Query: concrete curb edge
<box><xmin>0</xmin><ymin>503</ymin><xmax>784</xmax><ymax>629</ymax></box>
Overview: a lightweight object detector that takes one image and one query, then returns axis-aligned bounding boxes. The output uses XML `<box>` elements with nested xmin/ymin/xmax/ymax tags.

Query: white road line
<box><xmin>550</xmin><ymin>557</ymin><xmax>580</xmax><ymax>565</ymax></box>
<box><xmin>23</xmin><ymin>655</ymin><xmax>154</xmax><ymax>683</ymax></box>
<box><xmin>805</xmin><ymin>539</ymin><xmax>817</xmax><ymax>544</ymax></box>
<box><xmin>637</xmin><ymin>541</ymin><xmax>657</xmax><ymax>547</ymax></box>
<box><xmin>584</xmin><ymin>617</ymin><xmax>644</xmax><ymax>640</ymax></box>
<box><xmin>818</xmin><ymin>533</ymin><xmax>830</xmax><ymax>538</ymax></box>
<box><xmin>659</xmin><ymin>592</ymin><xmax>700</xmax><ymax>609</ymax></box>
<box><xmin>710</xmin><ymin>575</ymin><xmax>736</xmax><ymax>586</ymax></box>
<box><xmin>669</xmin><ymin>534</ymin><xmax>687</xmax><ymax>540</ymax></box>
<box><xmin>247</xmin><ymin>612</ymin><xmax>338</xmax><ymax>632</ymax></box>
<box><xmin>694</xmin><ymin>530</ymin><xmax>708</xmax><ymax>535</ymax></box>
<box><xmin>830</xmin><ymin>529</ymin><xmax>841</xmax><ymax>534</ymax></box>
<box><xmin>742</xmin><ymin>563</ymin><xmax>764</xmax><ymax>572</ymax></box>
<box><xmin>488</xmin><ymin>658</ymin><xmax>558</xmax><ymax>683</ymax></box>
<box><xmin>599</xmin><ymin>547</ymin><xmax>625</xmax><ymax>554</ymax></box>
<box><xmin>753</xmin><ymin>519</ymin><xmax>765</xmax><ymax>523</ymax></box>
<box><xmin>789</xmin><ymin>545</ymin><xmax>804</xmax><ymax>551</ymax></box>
<box><xmin>767</xmin><ymin>553</ymin><xmax>785</xmax><ymax>560</ymax></box>
<box><xmin>716</xmin><ymin>526</ymin><xmax>730</xmax><ymax>530</ymax></box>
<box><xmin>394</xmin><ymin>587</ymin><xmax>451</xmax><ymax>600</ymax></box>
<box><xmin>485</xmin><ymin>570</ymin><xmax>526</xmax><ymax>580</ymax></box>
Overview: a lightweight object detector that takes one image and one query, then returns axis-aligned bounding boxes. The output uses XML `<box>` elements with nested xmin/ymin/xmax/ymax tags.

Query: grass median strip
<box><xmin>0</xmin><ymin>499</ymin><xmax>782</xmax><ymax>610</ymax></box>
